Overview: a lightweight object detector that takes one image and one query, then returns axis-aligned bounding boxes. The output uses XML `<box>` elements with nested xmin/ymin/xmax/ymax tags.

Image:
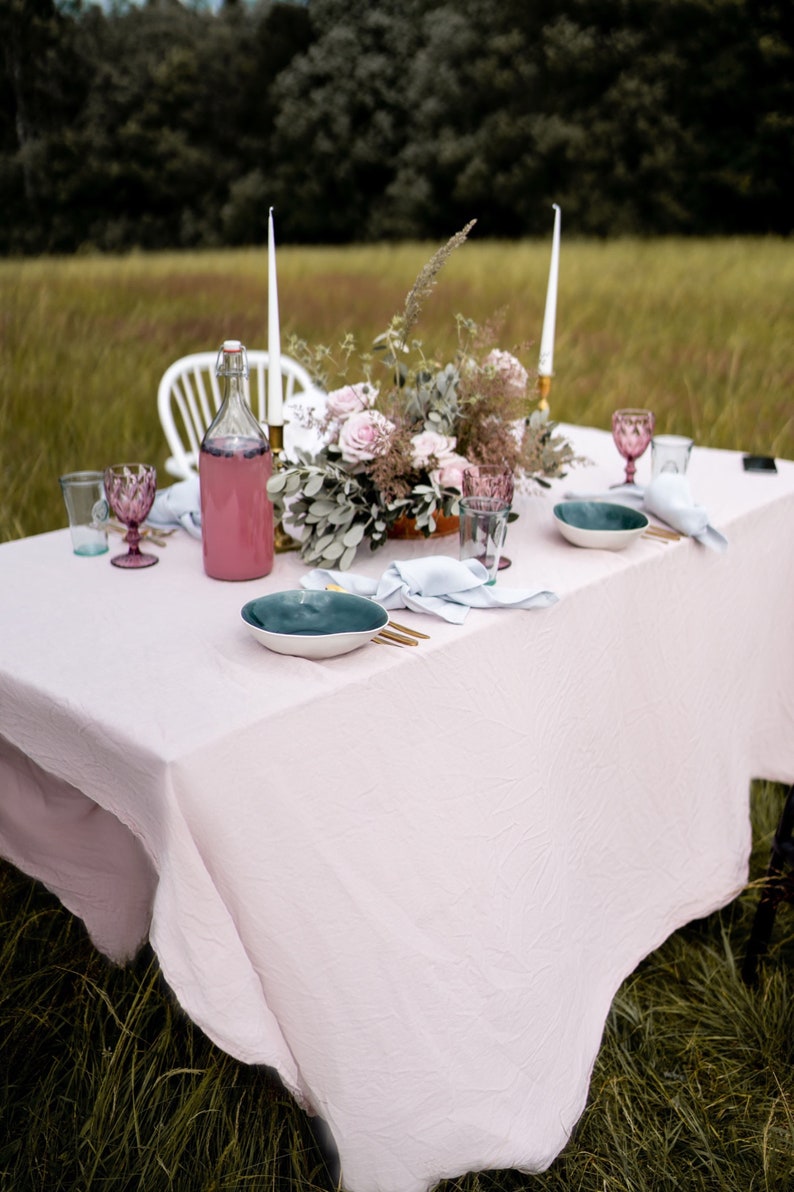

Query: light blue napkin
<box><xmin>148</xmin><ymin>477</ymin><xmax>202</xmax><ymax>539</ymax></box>
<box><xmin>564</xmin><ymin>475</ymin><xmax>727</xmax><ymax>552</ymax></box>
<box><xmin>302</xmin><ymin>556</ymin><xmax>558</xmax><ymax>624</ymax></box>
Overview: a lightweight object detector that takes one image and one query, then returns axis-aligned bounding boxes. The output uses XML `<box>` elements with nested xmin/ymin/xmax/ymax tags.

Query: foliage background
<box><xmin>1</xmin><ymin>0</ymin><xmax>792</xmax><ymax>255</ymax></box>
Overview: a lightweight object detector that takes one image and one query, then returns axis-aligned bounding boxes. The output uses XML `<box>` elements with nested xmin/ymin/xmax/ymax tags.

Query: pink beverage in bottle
<box><xmin>200</xmin><ymin>436</ymin><xmax>274</xmax><ymax>580</ymax></box>
<box><xmin>199</xmin><ymin>340</ymin><xmax>275</xmax><ymax>581</ymax></box>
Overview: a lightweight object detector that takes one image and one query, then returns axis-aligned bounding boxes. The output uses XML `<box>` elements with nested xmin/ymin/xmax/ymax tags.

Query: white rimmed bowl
<box><xmin>241</xmin><ymin>589</ymin><xmax>388</xmax><ymax>659</ymax></box>
<box><xmin>553</xmin><ymin>501</ymin><xmax>649</xmax><ymax>551</ymax></box>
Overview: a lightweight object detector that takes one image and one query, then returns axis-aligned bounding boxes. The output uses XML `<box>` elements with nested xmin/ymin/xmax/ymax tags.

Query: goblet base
<box><xmin>111</xmin><ymin>551</ymin><xmax>159</xmax><ymax>569</ymax></box>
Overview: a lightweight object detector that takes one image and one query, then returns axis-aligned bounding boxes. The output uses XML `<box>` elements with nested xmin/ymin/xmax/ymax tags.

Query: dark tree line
<box><xmin>1</xmin><ymin>0</ymin><xmax>791</xmax><ymax>255</ymax></box>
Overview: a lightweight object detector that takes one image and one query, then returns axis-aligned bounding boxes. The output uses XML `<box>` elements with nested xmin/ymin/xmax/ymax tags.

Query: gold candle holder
<box><xmin>268</xmin><ymin>423</ymin><xmax>299</xmax><ymax>554</ymax></box>
<box><xmin>536</xmin><ymin>374</ymin><xmax>551</xmax><ymax>411</ymax></box>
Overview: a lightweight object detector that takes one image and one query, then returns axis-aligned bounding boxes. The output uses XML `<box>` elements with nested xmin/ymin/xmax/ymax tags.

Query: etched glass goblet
<box><xmin>104</xmin><ymin>463</ymin><xmax>159</xmax><ymax>568</ymax></box>
<box><xmin>462</xmin><ymin>464</ymin><xmax>515</xmax><ymax>570</ymax></box>
<box><xmin>611</xmin><ymin>409</ymin><xmax>655</xmax><ymax>486</ymax></box>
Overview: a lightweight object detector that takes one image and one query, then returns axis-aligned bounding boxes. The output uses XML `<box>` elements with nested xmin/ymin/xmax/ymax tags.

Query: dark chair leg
<box><xmin>306</xmin><ymin>1112</ymin><xmax>342</xmax><ymax>1187</ymax></box>
<box><xmin>743</xmin><ymin>784</ymin><xmax>794</xmax><ymax>986</ymax></box>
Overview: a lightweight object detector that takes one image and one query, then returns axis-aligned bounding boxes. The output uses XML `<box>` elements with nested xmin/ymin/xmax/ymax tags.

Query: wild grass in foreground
<box><xmin>1</xmin><ymin>781</ymin><xmax>792</xmax><ymax>1192</ymax></box>
<box><xmin>1</xmin><ymin>237</ymin><xmax>792</xmax><ymax>543</ymax></box>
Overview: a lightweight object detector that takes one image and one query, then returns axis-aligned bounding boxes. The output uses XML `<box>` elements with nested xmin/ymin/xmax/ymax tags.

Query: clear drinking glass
<box><xmin>458</xmin><ymin>495</ymin><xmax>510</xmax><ymax>583</ymax></box>
<box><xmin>611</xmin><ymin>409</ymin><xmax>655</xmax><ymax>486</ymax></box>
<box><xmin>462</xmin><ymin>465</ymin><xmax>515</xmax><ymax>569</ymax></box>
<box><xmin>104</xmin><ymin>463</ymin><xmax>158</xmax><ymax>569</ymax></box>
<box><xmin>651</xmin><ymin>434</ymin><xmax>693</xmax><ymax>478</ymax></box>
<box><xmin>58</xmin><ymin>471</ymin><xmax>109</xmax><ymax>556</ymax></box>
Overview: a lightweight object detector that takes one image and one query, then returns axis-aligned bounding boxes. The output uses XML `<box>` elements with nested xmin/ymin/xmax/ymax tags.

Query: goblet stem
<box><xmin>125</xmin><ymin>524</ymin><xmax>143</xmax><ymax>556</ymax></box>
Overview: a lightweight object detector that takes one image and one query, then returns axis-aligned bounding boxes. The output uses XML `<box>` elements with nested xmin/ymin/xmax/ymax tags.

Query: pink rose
<box><xmin>410</xmin><ymin>430</ymin><xmax>457</xmax><ymax>469</ymax></box>
<box><xmin>325</xmin><ymin>382</ymin><xmax>378</xmax><ymax>419</ymax></box>
<box><xmin>484</xmin><ymin>350</ymin><xmax>529</xmax><ymax>400</ymax></box>
<box><xmin>337</xmin><ymin>409</ymin><xmax>395</xmax><ymax>463</ymax></box>
<box><xmin>429</xmin><ymin>452</ymin><xmax>472</xmax><ymax>492</ymax></box>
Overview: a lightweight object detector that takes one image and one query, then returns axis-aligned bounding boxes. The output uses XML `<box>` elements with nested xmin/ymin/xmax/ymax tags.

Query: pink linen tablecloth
<box><xmin>1</xmin><ymin>425</ymin><xmax>793</xmax><ymax>1192</ymax></box>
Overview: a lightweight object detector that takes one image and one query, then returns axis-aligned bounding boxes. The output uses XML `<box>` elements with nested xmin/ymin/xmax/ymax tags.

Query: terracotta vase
<box><xmin>388</xmin><ymin>512</ymin><xmax>460</xmax><ymax>540</ymax></box>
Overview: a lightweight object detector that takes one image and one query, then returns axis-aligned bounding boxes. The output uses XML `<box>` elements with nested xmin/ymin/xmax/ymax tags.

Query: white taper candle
<box><xmin>538</xmin><ymin>204</ymin><xmax>561</xmax><ymax>378</ymax></box>
<box><xmin>267</xmin><ymin>207</ymin><xmax>283</xmax><ymax>427</ymax></box>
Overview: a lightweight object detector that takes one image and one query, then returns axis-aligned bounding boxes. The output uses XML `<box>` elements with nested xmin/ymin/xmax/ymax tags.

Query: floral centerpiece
<box><xmin>267</xmin><ymin>222</ymin><xmax>582</xmax><ymax>571</ymax></box>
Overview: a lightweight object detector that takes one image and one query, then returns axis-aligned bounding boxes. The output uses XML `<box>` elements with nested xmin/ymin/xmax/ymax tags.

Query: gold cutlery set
<box><xmin>642</xmin><ymin>524</ymin><xmax>682</xmax><ymax>544</ymax></box>
<box><xmin>371</xmin><ymin>621</ymin><xmax>430</xmax><ymax>648</ymax></box>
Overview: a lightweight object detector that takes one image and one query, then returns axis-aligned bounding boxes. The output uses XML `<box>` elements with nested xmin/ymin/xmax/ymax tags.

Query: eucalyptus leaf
<box><xmin>309</xmin><ymin>499</ymin><xmax>338</xmax><ymax>516</ymax></box>
<box><xmin>266</xmin><ymin>472</ymin><xmax>287</xmax><ymax>495</ymax></box>
<box><xmin>303</xmin><ymin>473</ymin><xmax>326</xmax><ymax>498</ymax></box>
<box><xmin>284</xmin><ymin>473</ymin><xmax>305</xmax><ymax>495</ymax></box>
<box><xmin>342</xmin><ymin>523</ymin><xmax>366</xmax><ymax>547</ymax></box>
<box><xmin>327</xmin><ymin>506</ymin><xmax>355</xmax><ymax>526</ymax></box>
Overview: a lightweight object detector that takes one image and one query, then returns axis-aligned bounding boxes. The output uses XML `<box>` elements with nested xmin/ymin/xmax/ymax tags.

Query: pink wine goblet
<box><xmin>611</xmin><ymin>409</ymin><xmax>655</xmax><ymax>486</ymax></box>
<box><xmin>462</xmin><ymin>464</ymin><xmax>515</xmax><ymax>570</ymax></box>
<box><xmin>104</xmin><ymin>463</ymin><xmax>159</xmax><ymax>568</ymax></box>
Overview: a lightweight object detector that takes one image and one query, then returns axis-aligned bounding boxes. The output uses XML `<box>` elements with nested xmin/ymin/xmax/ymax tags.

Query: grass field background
<box><xmin>1</xmin><ymin>236</ymin><xmax>792</xmax><ymax>541</ymax></box>
<box><xmin>1</xmin><ymin>237</ymin><xmax>793</xmax><ymax>1189</ymax></box>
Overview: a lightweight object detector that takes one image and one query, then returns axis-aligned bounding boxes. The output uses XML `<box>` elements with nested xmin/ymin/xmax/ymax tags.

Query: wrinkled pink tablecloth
<box><xmin>1</xmin><ymin>426</ymin><xmax>793</xmax><ymax>1192</ymax></box>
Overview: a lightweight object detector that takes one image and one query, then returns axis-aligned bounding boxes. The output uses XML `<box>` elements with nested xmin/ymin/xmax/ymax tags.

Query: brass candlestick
<box><xmin>536</xmin><ymin>373</ymin><xmax>551</xmax><ymax>411</ymax></box>
<box><xmin>268</xmin><ymin>423</ymin><xmax>299</xmax><ymax>554</ymax></box>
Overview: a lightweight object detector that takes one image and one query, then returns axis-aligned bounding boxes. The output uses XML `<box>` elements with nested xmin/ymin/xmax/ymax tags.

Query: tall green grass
<box><xmin>1</xmin><ymin>240</ymin><xmax>793</xmax><ymax>1189</ymax></box>
<box><xmin>1</xmin><ymin>237</ymin><xmax>792</xmax><ymax>542</ymax></box>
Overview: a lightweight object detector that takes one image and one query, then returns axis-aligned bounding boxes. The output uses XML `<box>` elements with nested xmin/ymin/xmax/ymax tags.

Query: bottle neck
<box><xmin>221</xmin><ymin>371</ymin><xmax>248</xmax><ymax>411</ymax></box>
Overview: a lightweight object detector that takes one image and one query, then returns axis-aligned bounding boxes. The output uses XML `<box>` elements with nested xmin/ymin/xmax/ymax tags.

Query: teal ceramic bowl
<box><xmin>553</xmin><ymin>501</ymin><xmax>649</xmax><ymax>550</ymax></box>
<box><xmin>241</xmin><ymin>589</ymin><xmax>388</xmax><ymax>658</ymax></box>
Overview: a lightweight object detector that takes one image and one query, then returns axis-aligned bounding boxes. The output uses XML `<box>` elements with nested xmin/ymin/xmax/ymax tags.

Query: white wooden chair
<box><xmin>157</xmin><ymin>350</ymin><xmax>323</xmax><ymax>479</ymax></box>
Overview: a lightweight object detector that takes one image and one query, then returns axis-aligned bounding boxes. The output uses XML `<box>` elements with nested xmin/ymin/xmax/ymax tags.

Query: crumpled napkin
<box><xmin>301</xmin><ymin>556</ymin><xmax>558</xmax><ymax>624</ymax></box>
<box><xmin>148</xmin><ymin>476</ymin><xmax>202</xmax><ymax>539</ymax></box>
<box><xmin>642</xmin><ymin>473</ymin><xmax>727</xmax><ymax>551</ymax></box>
<box><xmin>564</xmin><ymin>474</ymin><xmax>727</xmax><ymax>552</ymax></box>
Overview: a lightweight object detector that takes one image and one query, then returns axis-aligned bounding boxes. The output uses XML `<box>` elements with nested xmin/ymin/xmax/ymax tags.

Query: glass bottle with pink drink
<box><xmin>199</xmin><ymin>340</ymin><xmax>274</xmax><ymax>580</ymax></box>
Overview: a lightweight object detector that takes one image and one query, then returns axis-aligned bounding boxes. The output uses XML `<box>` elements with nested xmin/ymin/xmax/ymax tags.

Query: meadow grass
<box><xmin>1</xmin><ymin>239</ymin><xmax>793</xmax><ymax>1189</ymax></box>
<box><xmin>1</xmin><ymin>236</ymin><xmax>792</xmax><ymax>541</ymax></box>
